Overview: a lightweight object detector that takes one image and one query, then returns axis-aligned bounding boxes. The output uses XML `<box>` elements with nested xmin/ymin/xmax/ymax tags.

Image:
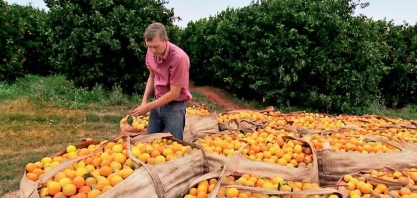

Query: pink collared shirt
<box><xmin>145</xmin><ymin>41</ymin><xmax>192</xmax><ymax>101</ymax></box>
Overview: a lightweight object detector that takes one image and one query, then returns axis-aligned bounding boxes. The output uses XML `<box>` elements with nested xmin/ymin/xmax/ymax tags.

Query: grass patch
<box><xmin>360</xmin><ymin>103</ymin><xmax>417</xmax><ymax>120</ymax></box>
<box><xmin>0</xmin><ymin>74</ymin><xmax>141</xmax><ymax>110</ymax></box>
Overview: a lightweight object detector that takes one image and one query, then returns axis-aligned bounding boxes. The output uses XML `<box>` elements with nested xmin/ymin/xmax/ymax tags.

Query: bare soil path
<box><xmin>189</xmin><ymin>82</ymin><xmax>253</xmax><ymax>111</ymax></box>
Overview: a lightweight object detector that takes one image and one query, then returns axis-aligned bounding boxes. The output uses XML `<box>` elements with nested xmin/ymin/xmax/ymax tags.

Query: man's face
<box><xmin>145</xmin><ymin>37</ymin><xmax>167</xmax><ymax>57</ymax></box>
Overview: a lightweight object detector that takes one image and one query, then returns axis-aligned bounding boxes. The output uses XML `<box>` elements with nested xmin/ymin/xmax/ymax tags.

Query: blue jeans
<box><xmin>147</xmin><ymin>100</ymin><xmax>186</xmax><ymax>140</ymax></box>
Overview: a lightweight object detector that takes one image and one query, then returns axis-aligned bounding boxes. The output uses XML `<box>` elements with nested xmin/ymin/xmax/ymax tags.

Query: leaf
<box><xmin>82</xmin><ymin>172</ymin><xmax>94</xmax><ymax>180</ymax></box>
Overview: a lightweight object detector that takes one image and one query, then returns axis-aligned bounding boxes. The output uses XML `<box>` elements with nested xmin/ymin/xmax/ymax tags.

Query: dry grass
<box><xmin>0</xmin><ymin>98</ymin><xmax>124</xmax><ymax>196</ymax></box>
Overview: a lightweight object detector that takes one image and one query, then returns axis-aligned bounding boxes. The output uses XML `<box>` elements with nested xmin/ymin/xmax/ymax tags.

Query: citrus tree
<box><xmin>45</xmin><ymin>0</ymin><xmax>181</xmax><ymax>94</ymax></box>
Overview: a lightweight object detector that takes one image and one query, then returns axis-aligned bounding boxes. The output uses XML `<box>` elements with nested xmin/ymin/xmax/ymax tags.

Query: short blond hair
<box><xmin>144</xmin><ymin>22</ymin><xmax>168</xmax><ymax>42</ymax></box>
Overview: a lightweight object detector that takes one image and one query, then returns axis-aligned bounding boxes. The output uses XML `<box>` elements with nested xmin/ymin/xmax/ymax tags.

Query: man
<box><xmin>131</xmin><ymin>22</ymin><xmax>192</xmax><ymax>141</ymax></box>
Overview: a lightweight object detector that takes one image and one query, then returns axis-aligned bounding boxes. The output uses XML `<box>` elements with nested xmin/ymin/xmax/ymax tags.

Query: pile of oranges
<box><xmin>184</xmin><ymin>173</ymin><xmax>340</xmax><ymax>198</ymax></box>
<box><xmin>25</xmin><ymin>137</ymin><xmax>198</xmax><ymax>198</ymax></box>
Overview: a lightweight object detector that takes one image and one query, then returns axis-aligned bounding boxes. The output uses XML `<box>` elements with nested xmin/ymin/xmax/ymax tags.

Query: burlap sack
<box><xmin>120</xmin><ymin>122</ymin><xmax>147</xmax><ymax>137</ymax></box>
<box><xmin>183</xmin><ymin>112</ymin><xmax>220</xmax><ymax>142</ymax></box>
<box><xmin>398</xmin><ymin>141</ymin><xmax>417</xmax><ymax>152</ymax></box>
<box><xmin>359</xmin><ymin>124</ymin><xmax>417</xmax><ymax>155</ymax></box>
<box><xmin>335</xmin><ymin>167</ymin><xmax>410</xmax><ymax>197</ymax></box>
<box><xmin>222</xmin><ymin>106</ymin><xmax>275</xmax><ymax>115</ymax></box>
<box><xmin>388</xmin><ymin>186</ymin><xmax>417</xmax><ymax>197</ymax></box>
<box><xmin>298</xmin><ymin>124</ymin><xmax>362</xmax><ymax>138</ymax></box>
<box><xmin>99</xmin><ymin>133</ymin><xmax>209</xmax><ymax>198</ymax></box>
<box><xmin>206</xmin><ymin>166</ymin><xmax>342</xmax><ymax>198</ymax></box>
<box><xmin>20</xmin><ymin>134</ymin><xmax>209</xmax><ymax>198</ymax></box>
<box><xmin>218</xmin><ymin>106</ymin><xmax>274</xmax><ymax>132</ymax></box>
<box><xmin>337</xmin><ymin>114</ymin><xmax>416</xmax><ymax>129</ymax></box>
<box><xmin>19</xmin><ymin>137</ymin><xmax>117</xmax><ymax>198</ymax></box>
<box><xmin>210</xmin><ymin>185</ymin><xmax>343</xmax><ymax>198</ymax></box>
<box><xmin>318</xmin><ymin>135</ymin><xmax>417</xmax><ymax>187</ymax></box>
<box><xmin>202</xmin><ymin>133</ymin><xmax>320</xmax><ymax>184</ymax></box>
<box><xmin>381</xmin><ymin>123</ymin><xmax>417</xmax><ymax>129</ymax></box>
<box><xmin>361</xmin><ymin>114</ymin><xmax>414</xmax><ymax>126</ymax></box>
<box><xmin>219</xmin><ymin>119</ymin><xmax>269</xmax><ymax>132</ymax></box>
<box><xmin>178</xmin><ymin>165</ymin><xmax>227</xmax><ymax>197</ymax></box>
<box><xmin>181</xmin><ymin>165</ymin><xmax>342</xmax><ymax>198</ymax></box>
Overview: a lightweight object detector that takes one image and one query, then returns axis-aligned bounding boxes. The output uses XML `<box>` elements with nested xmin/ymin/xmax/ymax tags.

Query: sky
<box><xmin>4</xmin><ymin>0</ymin><xmax>417</xmax><ymax>27</ymax></box>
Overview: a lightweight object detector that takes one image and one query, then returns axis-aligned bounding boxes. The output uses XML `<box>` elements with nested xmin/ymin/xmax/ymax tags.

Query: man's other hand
<box><xmin>131</xmin><ymin>105</ymin><xmax>150</xmax><ymax>117</ymax></box>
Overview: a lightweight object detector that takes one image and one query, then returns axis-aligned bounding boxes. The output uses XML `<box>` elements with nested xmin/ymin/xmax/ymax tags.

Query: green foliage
<box><xmin>178</xmin><ymin>15</ymin><xmax>227</xmax><ymax>85</ymax></box>
<box><xmin>179</xmin><ymin>0</ymin><xmax>390</xmax><ymax>114</ymax></box>
<box><xmin>1</xmin><ymin>0</ymin><xmax>416</xmax><ymax>113</ymax></box>
<box><xmin>0</xmin><ymin>1</ymin><xmax>51</xmax><ymax>82</ymax></box>
<box><xmin>0</xmin><ymin>1</ymin><xmax>25</xmax><ymax>82</ymax></box>
<box><xmin>45</xmin><ymin>0</ymin><xmax>180</xmax><ymax>95</ymax></box>
<box><xmin>377</xmin><ymin>21</ymin><xmax>417</xmax><ymax>108</ymax></box>
<box><xmin>11</xmin><ymin>4</ymin><xmax>52</xmax><ymax>76</ymax></box>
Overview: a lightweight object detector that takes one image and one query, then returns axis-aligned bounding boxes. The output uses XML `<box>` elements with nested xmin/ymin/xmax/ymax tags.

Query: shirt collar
<box><xmin>162</xmin><ymin>41</ymin><xmax>171</xmax><ymax>60</ymax></box>
<box><xmin>153</xmin><ymin>41</ymin><xmax>171</xmax><ymax>61</ymax></box>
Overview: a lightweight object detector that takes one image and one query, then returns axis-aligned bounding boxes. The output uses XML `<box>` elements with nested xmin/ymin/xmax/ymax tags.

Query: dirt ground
<box><xmin>189</xmin><ymin>82</ymin><xmax>252</xmax><ymax>111</ymax></box>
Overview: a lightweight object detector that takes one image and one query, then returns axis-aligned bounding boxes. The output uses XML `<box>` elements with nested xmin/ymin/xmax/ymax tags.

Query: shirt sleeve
<box><xmin>169</xmin><ymin>56</ymin><xmax>189</xmax><ymax>86</ymax></box>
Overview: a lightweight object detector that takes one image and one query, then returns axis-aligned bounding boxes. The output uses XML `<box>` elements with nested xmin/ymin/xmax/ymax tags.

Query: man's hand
<box><xmin>131</xmin><ymin>104</ymin><xmax>150</xmax><ymax>117</ymax></box>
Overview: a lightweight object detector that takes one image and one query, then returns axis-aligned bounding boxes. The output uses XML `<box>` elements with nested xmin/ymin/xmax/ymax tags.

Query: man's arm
<box><xmin>144</xmin><ymin>57</ymin><xmax>188</xmax><ymax>110</ymax></box>
<box><xmin>141</xmin><ymin>71</ymin><xmax>154</xmax><ymax>105</ymax></box>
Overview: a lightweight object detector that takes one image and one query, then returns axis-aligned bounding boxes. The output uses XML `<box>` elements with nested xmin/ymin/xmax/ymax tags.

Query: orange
<box><xmin>110</xmin><ymin>175</ymin><xmax>123</xmax><ymax>186</ymax></box>
<box><xmin>26</xmin><ymin>163</ymin><xmax>37</xmax><ymax>172</ymax></box>
<box><xmin>47</xmin><ymin>181</ymin><xmax>62</xmax><ymax>195</ymax></box>
<box><xmin>197</xmin><ymin>185</ymin><xmax>207</xmax><ymax>194</ymax></box>
<box><xmin>96</xmin><ymin>179</ymin><xmax>110</xmax><ymax>191</ymax></box>
<box><xmin>102</xmin><ymin>185</ymin><xmax>113</xmax><ymax>192</ymax></box>
<box><xmin>400</xmin><ymin>187</ymin><xmax>412</xmax><ymax>196</ymax></box>
<box><xmin>225</xmin><ymin>187</ymin><xmax>239</xmax><ymax>198</ymax></box>
<box><xmin>155</xmin><ymin>155</ymin><xmax>166</xmax><ymax>164</ymax></box>
<box><xmin>53</xmin><ymin>172</ymin><xmax>67</xmax><ymax>182</ymax></box>
<box><xmin>87</xmin><ymin>189</ymin><xmax>101</xmax><ymax>198</ymax></box>
<box><xmin>90</xmin><ymin>158</ymin><xmax>101</xmax><ymax>167</ymax></box>
<box><xmin>53</xmin><ymin>192</ymin><xmax>67</xmax><ymax>198</ymax></box>
<box><xmin>293</xmin><ymin>144</ymin><xmax>303</xmax><ymax>154</ymax></box>
<box><xmin>209</xmin><ymin>178</ymin><xmax>218</xmax><ymax>185</ymax></box>
<box><xmin>99</xmin><ymin>166</ymin><xmax>112</xmax><ymax>177</ymax></box>
<box><xmin>238</xmin><ymin>193</ymin><xmax>249</xmax><ymax>198</ymax></box>
<box><xmin>72</xmin><ymin>176</ymin><xmax>85</xmax><ymax>188</ymax></box>
<box><xmin>63</xmin><ymin>183</ymin><xmax>77</xmax><ymax>196</ymax></box>
<box><xmin>32</xmin><ymin>168</ymin><xmax>44</xmax><ymax>176</ymax></box>
<box><xmin>85</xmin><ymin>177</ymin><xmax>97</xmax><ymax>187</ymax></box>
<box><xmin>75</xmin><ymin>192</ymin><xmax>88</xmax><ymax>198</ymax></box>
<box><xmin>189</xmin><ymin>188</ymin><xmax>198</xmax><ymax>196</ymax></box>
<box><xmin>114</xmin><ymin>153</ymin><xmax>127</xmax><ymax>164</ymax></box>
<box><xmin>109</xmin><ymin>161</ymin><xmax>122</xmax><ymax>170</ymax></box>
<box><xmin>196</xmin><ymin>192</ymin><xmax>208</xmax><ymax>198</ymax></box>
<box><xmin>26</xmin><ymin>173</ymin><xmax>38</xmax><ymax>181</ymax></box>
<box><xmin>294</xmin><ymin>153</ymin><xmax>305</xmax><ymax>163</ymax></box>
<box><xmin>79</xmin><ymin>186</ymin><xmax>92</xmax><ymax>193</ymax></box>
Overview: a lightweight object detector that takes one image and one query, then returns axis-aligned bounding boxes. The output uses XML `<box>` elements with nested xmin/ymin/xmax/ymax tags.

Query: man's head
<box><xmin>144</xmin><ymin>22</ymin><xmax>168</xmax><ymax>57</ymax></box>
